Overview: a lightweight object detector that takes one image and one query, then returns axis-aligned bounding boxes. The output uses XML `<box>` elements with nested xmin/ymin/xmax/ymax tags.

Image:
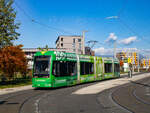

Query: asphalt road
<box><xmin>0</xmin><ymin>81</ymin><xmax>108</xmax><ymax>113</ymax></box>
<box><xmin>0</xmin><ymin>74</ymin><xmax>150</xmax><ymax>113</ymax></box>
<box><xmin>112</xmin><ymin>76</ymin><xmax>150</xmax><ymax>113</ymax></box>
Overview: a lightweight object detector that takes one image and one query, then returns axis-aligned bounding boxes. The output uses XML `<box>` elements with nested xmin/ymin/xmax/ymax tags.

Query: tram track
<box><xmin>0</xmin><ymin>89</ymin><xmax>49</xmax><ymax>113</ymax></box>
<box><xmin>111</xmin><ymin>77</ymin><xmax>150</xmax><ymax>113</ymax></box>
<box><xmin>0</xmin><ymin>74</ymin><xmax>150</xmax><ymax>113</ymax></box>
<box><xmin>111</xmin><ymin>85</ymin><xmax>135</xmax><ymax>113</ymax></box>
<box><xmin>34</xmin><ymin>82</ymin><xmax>103</xmax><ymax>113</ymax></box>
<box><xmin>18</xmin><ymin>91</ymin><xmax>46</xmax><ymax>113</ymax></box>
<box><xmin>0</xmin><ymin>82</ymin><xmax>96</xmax><ymax>113</ymax></box>
<box><xmin>0</xmin><ymin>90</ymin><xmax>35</xmax><ymax>105</ymax></box>
<box><xmin>132</xmin><ymin>89</ymin><xmax>150</xmax><ymax>106</ymax></box>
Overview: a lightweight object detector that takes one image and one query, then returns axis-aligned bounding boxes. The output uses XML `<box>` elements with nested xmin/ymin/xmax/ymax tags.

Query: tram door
<box><xmin>96</xmin><ymin>57</ymin><xmax>103</xmax><ymax>80</ymax></box>
<box><xmin>52</xmin><ymin>61</ymin><xmax>77</xmax><ymax>87</ymax></box>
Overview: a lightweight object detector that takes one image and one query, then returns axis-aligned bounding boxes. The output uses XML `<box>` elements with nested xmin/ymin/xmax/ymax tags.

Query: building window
<box><xmin>61</xmin><ymin>43</ymin><xmax>63</xmax><ymax>47</ymax></box>
<box><xmin>73</xmin><ymin>38</ymin><xmax>75</xmax><ymax>43</ymax></box>
<box><xmin>61</xmin><ymin>38</ymin><xmax>63</xmax><ymax>41</ymax></box>
<box><xmin>78</xmin><ymin>39</ymin><xmax>81</xmax><ymax>42</ymax></box>
<box><xmin>72</xmin><ymin>43</ymin><xmax>75</xmax><ymax>48</ymax></box>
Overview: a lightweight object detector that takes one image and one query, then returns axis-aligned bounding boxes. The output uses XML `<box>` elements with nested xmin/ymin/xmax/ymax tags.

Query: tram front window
<box><xmin>33</xmin><ymin>56</ymin><xmax>50</xmax><ymax>78</ymax></box>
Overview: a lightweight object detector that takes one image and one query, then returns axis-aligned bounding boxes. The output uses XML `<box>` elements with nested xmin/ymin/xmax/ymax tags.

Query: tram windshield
<box><xmin>33</xmin><ymin>56</ymin><xmax>51</xmax><ymax>78</ymax></box>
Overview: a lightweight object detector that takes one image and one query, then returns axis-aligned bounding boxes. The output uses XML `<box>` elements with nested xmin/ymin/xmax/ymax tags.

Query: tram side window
<box><xmin>114</xmin><ymin>64</ymin><xmax>120</xmax><ymax>72</ymax></box>
<box><xmin>80</xmin><ymin>62</ymin><xmax>94</xmax><ymax>75</ymax></box>
<box><xmin>52</xmin><ymin>61</ymin><xmax>77</xmax><ymax>77</ymax></box>
<box><xmin>105</xmin><ymin>63</ymin><xmax>112</xmax><ymax>73</ymax></box>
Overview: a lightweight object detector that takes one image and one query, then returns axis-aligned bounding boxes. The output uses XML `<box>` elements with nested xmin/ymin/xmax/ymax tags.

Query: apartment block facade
<box><xmin>116</xmin><ymin>52</ymin><xmax>138</xmax><ymax>61</ymax></box>
<box><xmin>56</xmin><ymin>35</ymin><xmax>84</xmax><ymax>54</ymax></box>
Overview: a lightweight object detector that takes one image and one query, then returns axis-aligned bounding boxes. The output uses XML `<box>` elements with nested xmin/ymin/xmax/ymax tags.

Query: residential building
<box><xmin>116</xmin><ymin>51</ymin><xmax>138</xmax><ymax>63</ymax></box>
<box><xmin>55</xmin><ymin>35</ymin><xmax>84</xmax><ymax>54</ymax></box>
<box><xmin>141</xmin><ymin>58</ymin><xmax>150</xmax><ymax>68</ymax></box>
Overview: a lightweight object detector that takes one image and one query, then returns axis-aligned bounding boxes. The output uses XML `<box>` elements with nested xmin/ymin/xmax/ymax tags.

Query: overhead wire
<box><xmin>116</xmin><ymin>0</ymin><xmax>150</xmax><ymax>44</ymax></box>
<box><xmin>117</xmin><ymin>0</ymin><xmax>128</xmax><ymax>17</ymax></box>
<box><xmin>118</xmin><ymin>18</ymin><xmax>150</xmax><ymax>43</ymax></box>
<box><xmin>116</xmin><ymin>0</ymin><xmax>150</xmax><ymax>58</ymax></box>
<box><xmin>14</xmin><ymin>1</ymin><xmax>33</xmax><ymax>21</ymax></box>
<box><xmin>14</xmin><ymin>0</ymin><xmax>96</xmax><ymax>47</ymax></box>
<box><xmin>115</xmin><ymin>0</ymin><xmax>129</xmax><ymax>47</ymax></box>
<box><xmin>14</xmin><ymin>1</ymin><xmax>75</xmax><ymax>35</ymax></box>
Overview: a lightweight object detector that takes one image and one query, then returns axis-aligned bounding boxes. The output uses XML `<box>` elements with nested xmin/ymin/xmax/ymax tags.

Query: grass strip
<box><xmin>0</xmin><ymin>79</ymin><xmax>32</xmax><ymax>89</ymax></box>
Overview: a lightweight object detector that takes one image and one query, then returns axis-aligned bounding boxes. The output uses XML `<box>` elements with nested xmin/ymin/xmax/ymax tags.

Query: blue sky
<box><xmin>13</xmin><ymin>0</ymin><xmax>150</xmax><ymax>55</ymax></box>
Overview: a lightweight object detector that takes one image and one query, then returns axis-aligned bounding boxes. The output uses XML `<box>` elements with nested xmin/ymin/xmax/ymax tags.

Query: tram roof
<box><xmin>34</xmin><ymin>51</ymin><xmax>119</xmax><ymax>63</ymax></box>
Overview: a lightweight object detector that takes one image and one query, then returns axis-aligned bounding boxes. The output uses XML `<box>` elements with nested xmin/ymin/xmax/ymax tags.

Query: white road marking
<box><xmin>35</xmin><ymin>92</ymin><xmax>50</xmax><ymax>113</ymax></box>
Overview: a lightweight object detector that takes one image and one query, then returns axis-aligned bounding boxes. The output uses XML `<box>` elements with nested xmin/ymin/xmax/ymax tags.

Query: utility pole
<box><xmin>114</xmin><ymin>41</ymin><xmax>117</xmax><ymax>59</ymax></box>
<box><xmin>137</xmin><ymin>50</ymin><xmax>140</xmax><ymax>72</ymax></box>
<box><xmin>146</xmin><ymin>55</ymin><xmax>148</xmax><ymax>71</ymax></box>
<box><xmin>132</xmin><ymin>52</ymin><xmax>134</xmax><ymax>73</ymax></box>
<box><xmin>82</xmin><ymin>30</ymin><xmax>88</xmax><ymax>54</ymax></box>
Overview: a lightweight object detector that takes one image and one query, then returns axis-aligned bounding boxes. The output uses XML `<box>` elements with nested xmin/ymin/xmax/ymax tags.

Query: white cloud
<box><xmin>94</xmin><ymin>47</ymin><xmax>150</xmax><ymax>57</ymax></box>
<box><xmin>94</xmin><ymin>47</ymin><xmax>139</xmax><ymax>56</ymax></box>
<box><xmin>106</xmin><ymin>16</ymin><xmax>118</xmax><ymax>19</ymax></box>
<box><xmin>94</xmin><ymin>47</ymin><xmax>114</xmax><ymax>55</ymax></box>
<box><xmin>105</xmin><ymin>33</ymin><xmax>117</xmax><ymax>43</ymax></box>
<box><xmin>119</xmin><ymin>36</ymin><xmax>137</xmax><ymax>45</ymax></box>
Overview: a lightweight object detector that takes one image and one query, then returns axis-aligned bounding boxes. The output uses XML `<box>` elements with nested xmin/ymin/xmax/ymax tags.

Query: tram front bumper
<box><xmin>32</xmin><ymin>78</ymin><xmax>52</xmax><ymax>88</ymax></box>
<box><xmin>32</xmin><ymin>83</ymin><xmax>52</xmax><ymax>87</ymax></box>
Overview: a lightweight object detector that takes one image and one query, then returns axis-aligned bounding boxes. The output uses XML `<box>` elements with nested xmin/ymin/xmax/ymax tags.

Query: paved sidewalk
<box><xmin>0</xmin><ymin>85</ymin><xmax>33</xmax><ymax>95</ymax></box>
<box><xmin>73</xmin><ymin>73</ymin><xmax>150</xmax><ymax>94</ymax></box>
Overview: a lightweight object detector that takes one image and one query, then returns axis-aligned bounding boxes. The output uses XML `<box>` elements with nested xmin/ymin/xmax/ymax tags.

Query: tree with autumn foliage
<box><xmin>120</xmin><ymin>60</ymin><xmax>124</xmax><ymax>72</ymax></box>
<box><xmin>120</xmin><ymin>60</ymin><xmax>124</xmax><ymax>67</ymax></box>
<box><xmin>0</xmin><ymin>0</ymin><xmax>27</xmax><ymax>80</ymax></box>
<box><xmin>0</xmin><ymin>45</ymin><xmax>27</xmax><ymax>79</ymax></box>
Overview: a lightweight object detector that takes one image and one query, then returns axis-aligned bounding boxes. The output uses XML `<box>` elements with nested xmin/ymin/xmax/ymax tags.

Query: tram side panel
<box><xmin>79</xmin><ymin>56</ymin><xmax>95</xmax><ymax>83</ymax></box>
<box><xmin>95</xmin><ymin>57</ymin><xmax>103</xmax><ymax>81</ymax></box>
<box><xmin>103</xmin><ymin>58</ymin><xmax>114</xmax><ymax>79</ymax></box>
<box><xmin>52</xmin><ymin>56</ymin><xmax>78</xmax><ymax>87</ymax></box>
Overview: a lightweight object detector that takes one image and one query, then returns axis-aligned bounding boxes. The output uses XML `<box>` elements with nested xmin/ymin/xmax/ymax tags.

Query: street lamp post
<box><xmin>137</xmin><ymin>50</ymin><xmax>140</xmax><ymax>72</ymax></box>
<box><xmin>114</xmin><ymin>41</ymin><xmax>117</xmax><ymax>59</ymax></box>
<box><xmin>82</xmin><ymin>30</ymin><xmax>88</xmax><ymax>54</ymax></box>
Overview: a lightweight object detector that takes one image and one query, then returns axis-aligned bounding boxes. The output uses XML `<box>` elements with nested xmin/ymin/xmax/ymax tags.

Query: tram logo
<box><xmin>41</xmin><ymin>51</ymin><xmax>47</xmax><ymax>55</ymax></box>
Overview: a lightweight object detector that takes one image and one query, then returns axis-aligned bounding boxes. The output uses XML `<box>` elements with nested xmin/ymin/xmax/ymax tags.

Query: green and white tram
<box><xmin>32</xmin><ymin>51</ymin><xmax>120</xmax><ymax>88</ymax></box>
